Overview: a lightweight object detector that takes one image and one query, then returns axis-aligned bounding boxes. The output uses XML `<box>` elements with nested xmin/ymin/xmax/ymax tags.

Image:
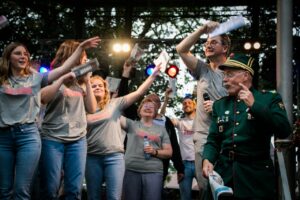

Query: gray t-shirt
<box><xmin>86</xmin><ymin>97</ymin><xmax>127</xmax><ymax>155</ymax></box>
<box><xmin>124</xmin><ymin>119</ymin><xmax>170</xmax><ymax>173</ymax></box>
<box><xmin>190</xmin><ymin>60</ymin><xmax>227</xmax><ymax>134</ymax></box>
<box><xmin>41</xmin><ymin>84</ymin><xmax>87</xmax><ymax>142</ymax></box>
<box><xmin>0</xmin><ymin>72</ymin><xmax>48</xmax><ymax>127</ymax></box>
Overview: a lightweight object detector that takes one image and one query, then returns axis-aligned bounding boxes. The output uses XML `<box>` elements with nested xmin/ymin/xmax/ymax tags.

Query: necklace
<box><xmin>8</xmin><ymin>75</ymin><xmax>30</xmax><ymax>88</ymax></box>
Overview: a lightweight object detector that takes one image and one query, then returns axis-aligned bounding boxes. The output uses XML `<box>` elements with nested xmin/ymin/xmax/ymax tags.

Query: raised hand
<box><xmin>81</xmin><ymin>72</ymin><xmax>92</xmax><ymax>84</ymax></box>
<box><xmin>79</xmin><ymin>36</ymin><xmax>101</xmax><ymax>50</ymax></box>
<box><xmin>238</xmin><ymin>83</ymin><xmax>254</xmax><ymax>107</ymax></box>
<box><xmin>151</xmin><ymin>63</ymin><xmax>162</xmax><ymax>77</ymax></box>
<box><xmin>122</xmin><ymin>60</ymin><xmax>134</xmax><ymax>78</ymax></box>
<box><xmin>203</xmin><ymin>21</ymin><xmax>220</xmax><ymax>34</ymax></box>
<box><xmin>61</xmin><ymin>72</ymin><xmax>76</xmax><ymax>84</ymax></box>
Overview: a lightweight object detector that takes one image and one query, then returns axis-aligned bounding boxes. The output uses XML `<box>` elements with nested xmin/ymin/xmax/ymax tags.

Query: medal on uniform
<box><xmin>219</xmin><ymin>125</ymin><xmax>224</xmax><ymax>133</ymax></box>
<box><xmin>247</xmin><ymin>113</ymin><xmax>252</xmax><ymax>120</ymax></box>
<box><xmin>278</xmin><ymin>102</ymin><xmax>285</xmax><ymax>110</ymax></box>
<box><xmin>225</xmin><ymin>116</ymin><xmax>229</xmax><ymax>122</ymax></box>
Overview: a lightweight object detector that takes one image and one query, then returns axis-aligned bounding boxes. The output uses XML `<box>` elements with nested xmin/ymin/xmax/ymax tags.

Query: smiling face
<box><xmin>140</xmin><ymin>102</ymin><xmax>156</xmax><ymax>118</ymax></box>
<box><xmin>204</xmin><ymin>35</ymin><xmax>230</xmax><ymax>60</ymax></box>
<box><xmin>182</xmin><ymin>98</ymin><xmax>196</xmax><ymax>115</ymax></box>
<box><xmin>9</xmin><ymin>45</ymin><xmax>30</xmax><ymax>74</ymax></box>
<box><xmin>91</xmin><ymin>78</ymin><xmax>106</xmax><ymax>99</ymax></box>
<box><xmin>138</xmin><ymin>99</ymin><xmax>158</xmax><ymax>119</ymax></box>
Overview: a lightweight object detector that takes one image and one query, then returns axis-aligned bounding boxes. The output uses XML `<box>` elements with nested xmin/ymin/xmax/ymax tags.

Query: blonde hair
<box><xmin>90</xmin><ymin>75</ymin><xmax>110</xmax><ymax>110</ymax></box>
<box><xmin>0</xmin><ymin>42</ymin><xmax>32</xmax><ymax>85</ymax></box>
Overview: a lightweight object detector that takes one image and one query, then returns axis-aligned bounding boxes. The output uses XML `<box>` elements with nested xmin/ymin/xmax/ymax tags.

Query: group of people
<box><xmin>0</xmin><ymin>20</ymin><xmax>292</xmax><ymax>200</ymax></box>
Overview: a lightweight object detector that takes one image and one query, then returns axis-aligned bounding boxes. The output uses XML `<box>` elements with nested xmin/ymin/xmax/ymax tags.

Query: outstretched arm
<box><xmin>123</xmin><ymin>64</ymin><xmax>161</xmax><ymax>107</ymax></box>
<box><xmin>48</xmin><ymin>36</ymin><xmax>101</xmax><ymax>83</ymax></box>
<box><xmin>176</xmin><ymin>22</ymin><xmax>219</xmax><ymax>72</ymax></box>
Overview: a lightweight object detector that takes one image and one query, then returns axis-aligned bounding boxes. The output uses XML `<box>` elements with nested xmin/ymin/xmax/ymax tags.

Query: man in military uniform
<box><xmin>202</xmin><ymin>53</ymin><xmax>291</xmax><ymax>199</ymax></box>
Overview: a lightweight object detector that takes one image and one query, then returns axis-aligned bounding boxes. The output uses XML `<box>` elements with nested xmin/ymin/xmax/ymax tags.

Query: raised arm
<box><xmin>81</xmin><ymin>73</ymin><xmax>97</xmax><ymax>114</ymax></box>
<box><xmin>160</xmin><ymin>87</ymin><xmax>172</xmax><ymax>116</ymax></box>
<box><xmin>176</xmin><ymin>22</ymin><xmax>219</xmax><ymax>72</ymax></box>
<box><xmin>123</xmin><ymin>64</ymin><xmax>161</xmax><ymax>107</ymax></box>
<box><xmin>118</xmin><ymin>60</ymin><xmax>134</xmax><ymax>97</ymax></box>
<box><xmin>48</xmin><ymin>36</ymin><xmax>101</xmax><ymax>83</ymax></box>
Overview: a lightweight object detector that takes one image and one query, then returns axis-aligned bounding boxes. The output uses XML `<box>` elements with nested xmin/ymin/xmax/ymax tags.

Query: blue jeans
<box><xmin>123</xmin><ymin>170</ymin><xmax>163</xmax><ymax>200</ymax></box>
<box><xmin>179</xmin><ymin>160</ymin><xmax>197</xmax><ymax>200</ymax></box>
<box><xmin>39</xmin><ymin>137</ymin><xmax>87</xmax><ymax>200</ymax></box>
<box><xmin>85</xmin><ymin>153</ymin><xmax>125</xmax><ymax>200</ymax></box>
<box><xmin>0</xmin><ymin>123</ymin><xmax>41</xmax><ymax>200</ymax></box>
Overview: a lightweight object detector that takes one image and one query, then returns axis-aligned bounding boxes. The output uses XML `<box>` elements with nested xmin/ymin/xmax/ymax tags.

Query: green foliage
<box><xmin>1</xmin><ymin>1</ymin><xmax>299</xmax><ymax>118</ymax></box>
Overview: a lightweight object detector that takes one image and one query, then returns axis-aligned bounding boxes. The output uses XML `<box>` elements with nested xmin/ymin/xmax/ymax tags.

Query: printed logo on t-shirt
<box><xmin>183</xmin><ymin>129</ymin><xmax>194</xmax><ymax>136</ymax></box>
<box><xmin>63</xmin><ymin>88</ymin><xmax>83</xmax><ymax>97</ymax></box>
<box><xmin>137</xmin><ymin>129</ymin><xmax>160</xmax><ymax>142</ymax></box>
<box><xmin>3</xmin><ymin>87</ymin><xmax>33</xmax><ymax>95</ymax></box>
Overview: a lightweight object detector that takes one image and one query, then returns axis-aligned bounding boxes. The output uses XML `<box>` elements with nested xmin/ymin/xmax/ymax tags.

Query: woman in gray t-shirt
<box><xmin>38</xmin><ymin>39</ymin><xmax>99</xmax><ymax>200</ymax></box>
<box><xmin>121</xmin><ymin>98</ymin><xmax>172</xmax><ymax>200</ymax></box>
<box><xmin>85</xmin><ymin>63</ymin><xmax>161</xmax><ymax>200</ymax></box>
<box><xmin>0</xmin><ymin>37</ymin><xmax>100</xmax><ymax>200</ymax></box>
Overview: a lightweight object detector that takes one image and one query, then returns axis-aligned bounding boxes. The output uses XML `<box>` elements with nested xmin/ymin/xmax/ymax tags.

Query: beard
<box><xmin>184</xmin><ymin>109</ymin><xmax>194</xmax><ymax>115</ymax></box>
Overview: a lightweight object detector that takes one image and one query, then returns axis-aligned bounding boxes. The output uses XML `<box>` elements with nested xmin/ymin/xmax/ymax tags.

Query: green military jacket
<box><xmin>203</xmin><ymin>88</ymin><xmax>291</xmax><ymax>199</ymax></box>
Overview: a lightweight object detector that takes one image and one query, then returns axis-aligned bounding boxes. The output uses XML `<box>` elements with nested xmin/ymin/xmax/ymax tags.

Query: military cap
<box><xmin>219</xmin><ymin>53</ymin><xmax>255</xmax><ymax>75</ymax></box>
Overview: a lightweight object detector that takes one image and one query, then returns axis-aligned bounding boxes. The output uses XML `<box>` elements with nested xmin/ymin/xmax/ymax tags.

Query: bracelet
<box><xmin>154</xmin><ymin>149</ymin><xmax>158</xmax><ymax>157</ymax></box>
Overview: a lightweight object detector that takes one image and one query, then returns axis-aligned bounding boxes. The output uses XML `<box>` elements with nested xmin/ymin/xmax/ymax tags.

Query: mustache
<box><xmin>223</xmin><ymin>83</ymin><xmax>242</xmax><ymax>89</ymax></box>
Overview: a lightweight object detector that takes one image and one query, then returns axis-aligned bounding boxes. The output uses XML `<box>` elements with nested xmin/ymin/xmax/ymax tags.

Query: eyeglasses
<box><xmin>223</xmin><ymin>71</ymin><xmax>246</xmax><ymax>78</ymax></box>
<box><xmin>142</xmin><ymin>103</ymin><xmax>155</xmax><ymax>109</ymax></box>
<box><xmin>203</xmin><ymin>40</ymin><xmax>222</xmax><ymax>48</ymax></box>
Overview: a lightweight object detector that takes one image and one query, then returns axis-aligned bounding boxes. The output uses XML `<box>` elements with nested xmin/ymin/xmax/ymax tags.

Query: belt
<box><xmin>221</xmin><ymin>150</ymin><xmax>269</xmax><ymax>162</ymax></box>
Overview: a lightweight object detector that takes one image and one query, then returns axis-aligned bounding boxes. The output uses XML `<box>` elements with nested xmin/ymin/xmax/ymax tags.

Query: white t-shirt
<box><xmin>173</xmin><ymin>117</ymin><xmax>195</xmax><ymax>161</ymax></box>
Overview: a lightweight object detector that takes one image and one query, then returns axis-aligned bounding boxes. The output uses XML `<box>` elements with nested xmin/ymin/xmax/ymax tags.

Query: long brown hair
<box><xmin>0</xmin><ymin>42</ymin><xmax>31</xmax><ymax>85</ymax></box>
<box><xmin>90</xmin><ymin>75</ymin><xmax>110</xmax><ymax>110</ymax></box>
<box><xmin>50</xmin><ymin>40</ymin><xmax>85</xmax><ymax>69</ymax></box>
